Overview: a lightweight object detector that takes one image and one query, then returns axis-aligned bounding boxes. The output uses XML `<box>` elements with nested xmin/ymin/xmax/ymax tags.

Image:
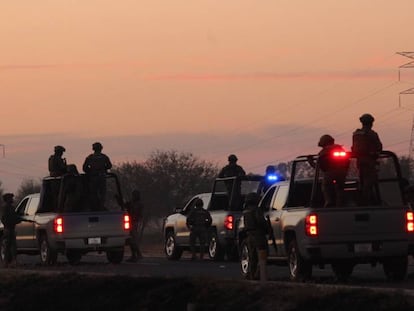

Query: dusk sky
<box><xmin>1</xmin><ymin>1</ymin><xmax>414</xmax><ymax>192</ymax></box>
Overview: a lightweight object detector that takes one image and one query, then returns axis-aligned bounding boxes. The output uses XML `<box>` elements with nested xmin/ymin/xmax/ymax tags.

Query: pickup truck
<box><xmin>163</xmin><ymin>175</ymin><xmax>263</xmax><ymax>261</ymax></box>
<box><xmin>238</xmin><ymin>150</ymin><xmax>414</xmax><ymax>281</ymax></box>
<box><xmin>0</xmin><ymin>172</ymin><xmax>131</xmax><ymax>265</ymax></box>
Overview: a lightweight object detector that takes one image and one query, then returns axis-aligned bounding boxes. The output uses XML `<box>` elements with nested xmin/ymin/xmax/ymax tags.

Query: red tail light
<box><xmin>224</xmin><ymin>215</ymin><xmax>234</xmax><ymax>230</ymax></box>
<box><xmin>305</xmin><ymin>214</ymin><xmax>318</xmax><ymax>237</ymax></box>
<box><xmin>124</xmin><ymin>214</ymin><xmax>131</xmax><ymax>230</ymax></box>
<box><xmin>406</xmin><ymin>211</ymin><xmax>414</xmax><ymax>232</ymax></box>
<box><xmin>54</xmin><ymin>217</ymin><xmax>63</xmax><ymax>233</ymax></box>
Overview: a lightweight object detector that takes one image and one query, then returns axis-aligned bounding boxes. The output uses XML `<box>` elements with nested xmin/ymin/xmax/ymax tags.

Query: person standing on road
<box><xmin>186</xmin><ymin>198</ymin><xmax>212</xmax><ymax>261</ymax></box>
<box><xmin>82</xmin><ymin>142</ymin><xmax>112</xmax><ymax>210</ymax></box>
<box><xmin>352</xmin><ymin>113</ymin><xmax>383</xmax><ymax>205</ymax></box>
<box><xmin>1</xmin><ymin>193</ymin><xmax>21</xmax><ymax>268</ymax></box>
<box><xmin>308</xmin><ymin>135</ymin><xmax>349</xmax><ymax>207</ymax></box>
<box><xmin>242</xmin><ymin>192</ymin><xmax>269</xmax><ymax>283</ymax></box>
<box><xmin>125</xmin><ymin>189</ymin><xmax>144</xmax><ymax>262</ymax></box>
<box><xmin>48</xmin><ymin>145</ymin><xmax>67</xmax><ymax>177</ymax></box>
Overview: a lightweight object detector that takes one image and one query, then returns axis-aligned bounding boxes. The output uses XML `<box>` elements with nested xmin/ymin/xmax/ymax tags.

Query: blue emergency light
<box><xmin>266</xmin><ymin>174</ymin><xmax>278</xmax><ymax>182</ymax></box>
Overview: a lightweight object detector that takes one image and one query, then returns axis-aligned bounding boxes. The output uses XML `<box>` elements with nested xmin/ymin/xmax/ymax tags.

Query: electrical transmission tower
<box><xmin>397</xmin><ymin>51</ymin><xmax>414</xmax><ymax>107</ymax></box>
<box><xmin>398</xmin><ymin>52</ymin><xmax>414</xmax><ymax>159</ymax></box>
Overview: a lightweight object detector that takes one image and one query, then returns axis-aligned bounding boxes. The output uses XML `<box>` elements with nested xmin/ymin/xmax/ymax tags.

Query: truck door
<box><xmin>15</xmin><ymin>195</ymin><xmax>39</xmax><ymax>249</ymax></box>
<box><xmin>259</xmin><ymin>187</ymin><xmax>277</xmax><ymax>256</ymax></box>
<box><xmin>264</xmin><ymin>184</ymin><xmax>289</xmax><ymax>256</ymax></box>
<box><xmin>175</xmin><ymin>197</ymin><xmax>198</xmax><ymax>245</ymax></box>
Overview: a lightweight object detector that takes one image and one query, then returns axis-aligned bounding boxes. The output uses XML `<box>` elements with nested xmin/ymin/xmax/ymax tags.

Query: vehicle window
<box><xmin>287</xmin><ymin>180</ymin><xmax>313</xmax><ymax>207</ymax></box>
<box><xmin>209</xmin><ymin>194</ymin><xmax>229</xmax><ymax>211</ymax></box>
<box><xmin>272</xmin><ymin>185</ymin><xmax>289</xmax><ymax>210</ymax></box>
<box><xmin>240</xmin><ymin>180</ymin><xmax>262</xmax><ymax>195</ymax></box>
<box><xmin>260</xmin><ymin>187</ymin><xmax>276</xmax><ymax>212</ymax></box>
<box><xmin>200</xmin><ymin>195</ymin><xmax>210</xmax><ymax>211</ymax></box>
<box><xmin>26</xmin><ymin>197</ymin><xmax>40</xmax><ymax>216</ymax></box>
<box><xmin>16</xmin><ymin>198</ymin><xmax>29</xmax><ymax>215</ymax></box>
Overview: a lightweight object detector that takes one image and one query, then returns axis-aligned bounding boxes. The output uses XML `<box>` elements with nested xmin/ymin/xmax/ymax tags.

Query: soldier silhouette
<box><xmin>352</xmin><ymin>113</ymin><xmax>383</xmax><ymax>204</ymax></box>
<box><xmin>82</xmin><ymin>142</ymin><xmax>112</xmax><ymax>210</ymax></box>
<box><xmin>48</xmin><ymin>145</ymin><xmax>67</xmax><ymax>177</ymax></box>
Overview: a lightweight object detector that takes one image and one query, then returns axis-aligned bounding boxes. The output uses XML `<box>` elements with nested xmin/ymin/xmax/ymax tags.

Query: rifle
<box><xmin>266</xmin><ymin>215</ymin><xmax>278</xmax><ymax>254</ymax></box>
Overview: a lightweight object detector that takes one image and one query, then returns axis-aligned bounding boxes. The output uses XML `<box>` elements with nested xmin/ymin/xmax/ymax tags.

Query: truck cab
<box><xmin>163</xmin><ymin>175</ymin><xmax>264</xmax><ymax>261</ymax></box>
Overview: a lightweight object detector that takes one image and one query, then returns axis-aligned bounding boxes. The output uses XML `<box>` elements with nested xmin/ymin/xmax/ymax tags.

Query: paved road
<box><xmin>7</xmin><ymin>250</ymin><xmax>414</xmax><ymax>294</ymax></box>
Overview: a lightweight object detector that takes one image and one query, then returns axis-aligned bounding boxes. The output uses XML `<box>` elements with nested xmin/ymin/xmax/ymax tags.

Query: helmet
<box><xmin>2</xmin><ymin>193</ymin><xmax>14</xmax><ymax>202</ymax></box>
<box><xmin>359</xmin><ymin>113</ymin><xmax>375</xmax><ymax>124</ymax></box>
<box><xmin>318</xmin><ymin>134</ymin><xmax>335</xmax><ymax>147</ymax></box>
<box><xmin>245</xmin><ymin>192</ymin><xmax>260</xmax><ymax>205</ymax></box>
<box><xmin>194</xmin><ymin>198</ymin><xmax>203</xmax><ymax>208</ymax></box>
<box><xmin>228</xmin><ymin>154</ymin><xmax>238</xmax><ymax>162</ymax></box>
<box><xmin>54</xmin><ymin>145</ymin><xmax>65</xmax><ymax>153</ymax></box>
<box><xmin>92</xmin><ymin>142</ymin><xmax>103</xmax><ymax>151</ymax></box>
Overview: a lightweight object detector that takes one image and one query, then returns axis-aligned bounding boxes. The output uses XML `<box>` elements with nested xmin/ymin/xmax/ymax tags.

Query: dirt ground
<box><xmin>0</xmin><ymin>271</ymin><xmax>413</xmax><ymax>311</ymax></box>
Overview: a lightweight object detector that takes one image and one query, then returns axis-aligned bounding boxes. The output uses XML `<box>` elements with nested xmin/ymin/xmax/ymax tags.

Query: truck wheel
<box><xmin>106</xmin><ymin>249</ymin><xmax>124</xmax><ymax>264</ymax></box>
<box><xmin>208</xmin><ymin>231</ymin><xmax>224</xmax><ymax>261</ymax></box>
<box><xmin>240</xmin><ymin>239</ymin><xmax>258</xmax><ymax>280</ymax></box>
<box><xmin>383</xmin><ymin>256</ymin><xmax>408</xmax><ymax>281</ymax></box>
<box><xmin>66</xmin><ymin>250</ymin><xmax>82</xmax><ymax>265</ymax></box>
<box><xmin>287</xmin><ymin>239</ymin><xmax>312</xmax><ymax>281</ymax></box>
<box><xmin>164</xmin><ymin>232</ymin><xmax>183</xmax><ymax>260</ymax></box>
<box><xmin>39</xmin><ymin>234</ymin><xmax>58</xmax><ymax>266</ymax></box>
<box><xmin>332</xmin><ymin>263</ymin><xmax>354</xmax><ymax>282</ymax></box>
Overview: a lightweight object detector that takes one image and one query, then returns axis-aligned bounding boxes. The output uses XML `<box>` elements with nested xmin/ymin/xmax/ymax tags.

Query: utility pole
<box><xmin>398</xmin><ymin>52</ymin><xmax>414</xmax><ymax>160</ymax></box>
<box><xmin>0</xmin><ymin>144</ymin><xmax>5</xmax><ymax>158</ymax></box>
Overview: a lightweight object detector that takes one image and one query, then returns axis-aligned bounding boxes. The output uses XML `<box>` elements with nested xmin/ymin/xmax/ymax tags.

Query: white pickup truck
<box><xmin>163</xmin><ymin>175</ymin><xmax>263</xmax><ymax>261</ymax></box>
<box><xmin>238</xmin><ymin>150</ymin><xmax>414</xmax><ymax>281</ymax></box>
<box><xmin>0</xmin><ymin>172</ymin><xmax>131</xmax><ymax>265</ymax></box>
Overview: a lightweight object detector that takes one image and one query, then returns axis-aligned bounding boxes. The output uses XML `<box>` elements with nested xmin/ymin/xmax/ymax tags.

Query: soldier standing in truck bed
<box><xmin>48</xmin><ymin>145</ymin><xmax>67</xmax><ymax>177</ymax></box>
<box><xmin>352</xmin><ymin>113</ymin><xmax>383</xmax><ymax>205</ymax></box>
<box><xmin>82</xmin><ymin>142</ymin><xmax>112</xmax><ymax>210</ymax></box>
<box><xmin>218</xmin><ymin>154</ymin><xmax>246</xmax><ymax>178</ymax></box>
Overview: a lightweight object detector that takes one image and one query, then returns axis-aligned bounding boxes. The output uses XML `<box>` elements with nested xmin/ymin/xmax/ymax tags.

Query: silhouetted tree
<box><xmin>113</xmin><ymin>150</ymin><xmax>219</xmax><ymax>233</ymax></box>
<box><xmin>15</xmin><ymin>178</ymin><xmax>41</xmax><ymax>203</ymax></box>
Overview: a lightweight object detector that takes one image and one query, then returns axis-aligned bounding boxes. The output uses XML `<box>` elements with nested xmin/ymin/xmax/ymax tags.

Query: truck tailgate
<box><xmin>58</xmin><ymin>211</ymin><xmax>128</xmax><ymax>238</ymax></box>
<box><xmin>316</xmin><ymin>206</ymin><xmax>409</xmax><ymax>241</ymax></box>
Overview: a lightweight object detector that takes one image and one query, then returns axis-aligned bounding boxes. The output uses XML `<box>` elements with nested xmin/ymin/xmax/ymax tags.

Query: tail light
<box><xmin>124</xmin><ymin>214</ymin><xmax>131</xmax><ymax>230</ymax></box>
<box><xmin>332</xmin><ymin>150</ymin><xmax>347</xmax><ymax>158</ymax></box>
<box><xmin>224</xmin><ymin>215</ymin><xmax>234</xmax><ymax>230</ymax></box>
<box><xmin>406</xmin><ymin>211</ymin><xmax>414</xmax><ymax>232</ymax></box>
<box><xmin>305</xmin><ymin>214</ymin><xmax>318</xmax><ymax>237</ymax></box>
<box><xmin>54</xmin><ymin>217</ymin><xmax>63</xmax><ymax>233</ymax></box>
